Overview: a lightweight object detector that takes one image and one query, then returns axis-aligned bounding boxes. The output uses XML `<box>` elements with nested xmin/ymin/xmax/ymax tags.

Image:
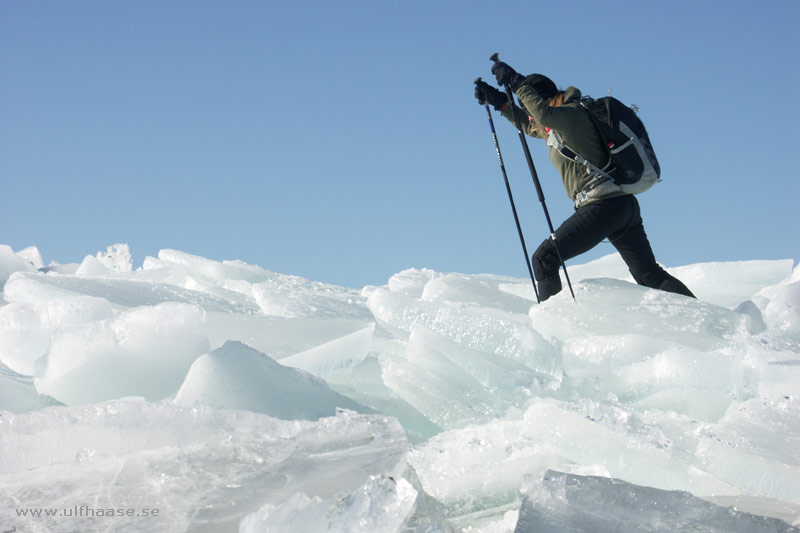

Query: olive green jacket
<box><xmin>500</xmin><ymin>84</ymin><xmax>621</xmax><ymax>206</ymax></box>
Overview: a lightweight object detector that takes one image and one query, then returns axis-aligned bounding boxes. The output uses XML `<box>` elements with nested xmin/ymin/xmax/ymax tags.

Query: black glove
<box><xmin>474</xmin><ymin>79</ymin><xmax>507</xmax><ymax>110</ymax></box>
<box><xmin>491</xmin><ymin>61</ymin><xmax>524</xmax><ymax>90</ymax></box>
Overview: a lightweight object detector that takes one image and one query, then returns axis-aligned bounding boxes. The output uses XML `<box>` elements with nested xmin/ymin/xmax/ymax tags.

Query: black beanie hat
<box><xmin>523</xmin><ymin>74</ymin><xmax>558</xmax><ymax>100</ymax></box>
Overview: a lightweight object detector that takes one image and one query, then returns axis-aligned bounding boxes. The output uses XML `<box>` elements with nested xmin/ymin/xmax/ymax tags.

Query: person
<box><xmin>474</xmin><ymin>61</ymin><xmax>695</xmax><ymax>302</ymax></box>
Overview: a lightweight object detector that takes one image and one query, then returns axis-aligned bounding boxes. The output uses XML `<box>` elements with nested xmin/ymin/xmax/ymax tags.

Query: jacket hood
<box><xmin>563</xmin><ymin>86</ymin><xmax>582</xmax><ymax>103</ymax></box>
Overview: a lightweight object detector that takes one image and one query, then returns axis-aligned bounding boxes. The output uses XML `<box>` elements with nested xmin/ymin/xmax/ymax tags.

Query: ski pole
<box><xmin>490</xmin><ymin>53</ymin><xmax>576</xmax><ymax>301</ymax></box>
<box><xmin>477</xmin><ymin>78</ymin><xmax>540</xmax><ymax>303</ymax></box>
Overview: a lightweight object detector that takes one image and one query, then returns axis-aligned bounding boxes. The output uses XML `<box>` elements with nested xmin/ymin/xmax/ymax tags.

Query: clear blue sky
<box><xmin>1</xmin><ymin>0</ymin><xmax>798</xmax><ymax>288</ymax></box>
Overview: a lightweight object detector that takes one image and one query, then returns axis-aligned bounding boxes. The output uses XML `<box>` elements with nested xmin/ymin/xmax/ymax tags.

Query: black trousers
<box><xmin>532</xmin><ymin>195</ymin><xmax>695</xmax><ymax>301</ymax></box>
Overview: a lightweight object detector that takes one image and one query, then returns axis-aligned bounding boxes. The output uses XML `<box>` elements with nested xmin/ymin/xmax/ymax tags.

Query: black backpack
<box><xmin>581</xmin><ymin>96</ymin><xmax>660</xmax><ymax>184</ymax></box>
<box><xmin>548</xmin><ymin>95</ymin><xmax>661</xmax><ymax>204</ymax></box>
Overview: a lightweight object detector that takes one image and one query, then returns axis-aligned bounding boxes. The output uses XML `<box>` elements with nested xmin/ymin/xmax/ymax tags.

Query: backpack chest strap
<box><xmin>547</xmin><ymin>128</ymin><xmax>614</xmax><ymax>180</ymax></box>
<box><xmin>546</xmin><ymin>128</ymin><xmax>622</xmax><ymax>208</ymax></box>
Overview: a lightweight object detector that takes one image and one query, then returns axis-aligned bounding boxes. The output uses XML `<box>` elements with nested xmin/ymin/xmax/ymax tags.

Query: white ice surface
<box><xmin>1</xmin><ymin>402</ymin><xmax>420</xmax><ymax>532</ymax></box>
<box><xmin>173</xmin><ymin>340</ymin><xmax>372</xmax><ymax>419</ymax></box>
<box><xmin>514</xmin><ymin>470</ymin><xmax>798</xmax><ymax>532</ymax></box>
<box><xmin>1</xmin><ymin>244</ymin><xmax>798</xmax><ymax>532</ymax></box>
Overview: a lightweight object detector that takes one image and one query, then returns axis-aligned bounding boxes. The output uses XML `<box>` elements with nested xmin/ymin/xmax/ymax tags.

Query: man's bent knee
<box><xmin>532</xmin><ymin>239</ymin><xmax>561</xmax><ymax>281</ymax></box>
